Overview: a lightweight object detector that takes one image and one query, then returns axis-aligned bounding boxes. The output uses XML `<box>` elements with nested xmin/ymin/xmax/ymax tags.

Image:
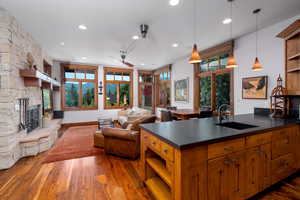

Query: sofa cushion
<box><xmin>118</xmin><ymin>116</ymin><xmax>128</xmax><ymax>125</ymax></box>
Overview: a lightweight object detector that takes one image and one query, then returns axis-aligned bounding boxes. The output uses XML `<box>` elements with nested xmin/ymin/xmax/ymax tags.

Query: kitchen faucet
<box><xmin>218</xmin><ymin>104</ymin><xmax>230</xmax><ymax>124</ymax></box>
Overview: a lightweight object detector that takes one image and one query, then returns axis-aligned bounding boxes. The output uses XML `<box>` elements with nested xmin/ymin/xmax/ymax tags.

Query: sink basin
<box><xmin>216</xmin><ymin>122</ymin><xmax>258</xmax><ymax>130</ymax></box>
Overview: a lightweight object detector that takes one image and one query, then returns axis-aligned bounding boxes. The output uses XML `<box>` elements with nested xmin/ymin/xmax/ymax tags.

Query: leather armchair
<box><xmin>102</xmin><ymin>115</ymin><xmax>156</xmax><ymax>159</ymax></box>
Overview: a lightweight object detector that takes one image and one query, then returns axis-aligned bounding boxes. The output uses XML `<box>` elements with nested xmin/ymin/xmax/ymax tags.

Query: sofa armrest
<box><xmin>102</xmin><ymin>127</ymin><xmax>138</xmax><ymax>141</ymax></box>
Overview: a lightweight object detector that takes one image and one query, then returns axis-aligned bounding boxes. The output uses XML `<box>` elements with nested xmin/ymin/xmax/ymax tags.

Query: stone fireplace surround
<box><xmin>0</xmin><ymin>9</ymin><xmax>61</xmax><ymax>169</ymax></box>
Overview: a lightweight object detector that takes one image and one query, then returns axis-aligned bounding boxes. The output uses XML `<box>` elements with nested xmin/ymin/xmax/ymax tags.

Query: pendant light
<box><xmin>226</xmin><ymin>0</ymin><xmax>238</xmax><ymax>68</ymax></box>
<box><xmin>252</xmin><ymin>8</ymin><xmax>263</xmax><ymax>71</ymax></box>
<box><xmin>188</xmin><ymin>0</ymin><xmax>201</xmax><ymax>64</ymax></box>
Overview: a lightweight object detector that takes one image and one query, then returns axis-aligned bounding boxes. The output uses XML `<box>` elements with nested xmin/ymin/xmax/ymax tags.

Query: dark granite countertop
<box><xmin>140</xmin><ymin>114</ymin><xmax>300</xmax><ymax>149</ymax></box>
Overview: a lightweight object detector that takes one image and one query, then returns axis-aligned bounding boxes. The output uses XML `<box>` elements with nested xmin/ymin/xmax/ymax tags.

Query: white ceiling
<box><xmin>1</xmin><ymin>0</ymin><xmax>300</xmax><ymax>69</ymax></box>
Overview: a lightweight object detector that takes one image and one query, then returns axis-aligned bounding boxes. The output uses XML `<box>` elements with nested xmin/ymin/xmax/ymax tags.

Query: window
<box><xmin>61</xmin><ymin>64</ymin><xmax>98</xmax><ymax>111</ymax></box>
<box><xmin>198</xmin><ymin>54</ymin><xmax>233</xmax><ymax>112</ymax></box>
<box><xmin>104</xmin><ymin>67</ymin><xmax>133</xmax><ymax>109</ymax></box>
<box><xmin>138</xmin><ymin>71</ymin><xmax>154</xmax><ymax>110</ymax></box>
<box><xmin>154</xmin><ymin>66</ymin><xmax>171</xmax><ymax>108</ymax></box>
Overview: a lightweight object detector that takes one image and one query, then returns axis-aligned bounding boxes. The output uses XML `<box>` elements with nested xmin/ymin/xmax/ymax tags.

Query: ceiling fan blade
<box><xmin>123</xmin><ymin>61</ymin><xmax>134</xmax><ymax>67</ymax></box>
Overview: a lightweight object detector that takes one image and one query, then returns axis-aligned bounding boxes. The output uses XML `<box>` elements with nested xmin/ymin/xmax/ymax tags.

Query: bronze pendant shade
<box><xmin>188</xmin><ymin>44</ymin><xmax>201</xmax><ymax>64</ymax></box>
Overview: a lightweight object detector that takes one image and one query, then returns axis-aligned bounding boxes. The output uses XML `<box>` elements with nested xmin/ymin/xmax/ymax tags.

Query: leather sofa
<box><xmin>102</xmin><ymin>115</ymin><xmax>156</xmax><ymax>159</ymax></box>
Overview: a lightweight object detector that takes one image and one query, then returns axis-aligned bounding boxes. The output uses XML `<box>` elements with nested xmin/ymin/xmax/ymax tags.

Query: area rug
<box><xmin>43</xmin><ymin>125</ymin><xmax>102</xmax><ymax>163</ymax></box>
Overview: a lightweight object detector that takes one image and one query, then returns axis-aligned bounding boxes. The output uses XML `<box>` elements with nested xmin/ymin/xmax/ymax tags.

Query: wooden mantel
<box><xmin>19</xmin><ymin>69</ymin><xmax>60</xmax><ymax>90</ymax></box>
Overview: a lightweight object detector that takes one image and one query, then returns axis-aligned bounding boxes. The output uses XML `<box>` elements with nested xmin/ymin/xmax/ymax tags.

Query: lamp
<box><xmin>226</xmin><ymin>55</ymin><xmax>238</xmax><ymax>68</ymax></box>
<box><xmin>252</xmin><ymin>57</ymin><xmax>263</xmax><ymax>71</ymax></box>
<box><xmin>252</xmin><ymin>9</ymin><xmax>263</xmax><ymax>71</ymax></box>
<box><xmin>226</xmin><ymin>0</ymin><xmax>238</xmax><ymax>68</ymax></box>
<box><xmin>189</xmin><ymin>44</ymin><xmax>201</xmax><ymax>64</ymax></box>
<box><xmin>188</xmin><ymin>0</ymin><xmax>201</xmax><ymax>64</ymax></box>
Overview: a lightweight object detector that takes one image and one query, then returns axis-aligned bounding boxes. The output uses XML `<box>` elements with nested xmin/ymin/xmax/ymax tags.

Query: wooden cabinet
<box><xmin>141</xmin><ymin>125</ymin><xmax>300</xmax><ymax>200</ymax></box>
<box><xmin>244</xmin><ymin>144</ymin><xmax>271</xmax><ymax>199</ymax></box>
<box><xmin>208</xmin><ymin>138</ymin><xmax>245</xmax><ymax>159</ymax></box>
<box><xmin>271</xmin><ymin>127</ymin><xmax>293</xmax><ymax>159</ymax></box>
<box><xmin>208</xmin><ymin>151</ymin><xmax>245</xmax><ymax>200</ymax></box>
<box><xmin>271</xmin><ymin>153</ymin><xmax>297</xmax><ymax>184</ymax></box>
<box><xmin>277</xmin><ymin>19</ymin><xmax>300</xmax><ymax>94</ymax></box>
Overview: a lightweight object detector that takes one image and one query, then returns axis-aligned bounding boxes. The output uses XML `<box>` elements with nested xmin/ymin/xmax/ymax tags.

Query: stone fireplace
<box><xmin>0</xmin><ymin>8</ymin><xmax>61</xmax><ymax>169</ymax></box>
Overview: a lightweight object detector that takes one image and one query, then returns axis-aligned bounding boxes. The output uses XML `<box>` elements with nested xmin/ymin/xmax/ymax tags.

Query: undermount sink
<box><xmin>216</xmin><ymin>122</ymin><xmax>258</xmax><ymax>130</ymax></box>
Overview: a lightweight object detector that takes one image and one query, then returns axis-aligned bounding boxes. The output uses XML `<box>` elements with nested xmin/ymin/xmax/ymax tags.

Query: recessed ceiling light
<box><xmin>172</xmin><ymin>43</ymin><xmax>179</xmax><ymax>47</ymax></box>
<box><xmin>222</xmin><ymin>18</ymin><xmax>232</xmax><ymax>24</ymax></box>
<box><xmin>81</xmin><ymin>57</ymin><xmax>87</xmax><ymax>60</ymax></box>
<box><xmin>60</xmin><ymin>42</ymin><xmax>65</xmax><ymax>46</ymax></box>
<box><xmin>169</xmin><ymin>0</ymin><xmax>180</xmax><ymax>6</ymax></box>
<box><xmin>78</xmin><ymin>24</ymin><xmax>87</xmax><ymax>30</ymax></box>
<box><xmin>132</xmin><ymin>35</ymin><xmax>139</xmax><ymax>40</ymax></box>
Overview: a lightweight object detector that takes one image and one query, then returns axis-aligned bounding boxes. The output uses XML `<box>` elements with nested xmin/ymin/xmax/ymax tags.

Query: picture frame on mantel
<box><xmin>174</xmin><ymin>77</ymin><xmax>189</xmax><ymax>103</ymax></box>
<box><xmin>242</xmin><ymin>76</ymin><xmax>268</xmax><ymax>99</ymax></box>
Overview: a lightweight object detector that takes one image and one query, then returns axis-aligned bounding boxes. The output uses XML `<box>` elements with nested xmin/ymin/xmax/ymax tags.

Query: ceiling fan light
<box><xmin>188</xmin><ymin>44</ymin><xmax>201</xmax><ymax>64</ymax></box>
<box><xmin>226</xmin><ymin>55</ymin><xmax>238</xmax><ymax>68</ymax></box>
<box><xmin>252</xmin><ymin>57</ymin><xmax>263</xmax><ymax>71</ymax></box>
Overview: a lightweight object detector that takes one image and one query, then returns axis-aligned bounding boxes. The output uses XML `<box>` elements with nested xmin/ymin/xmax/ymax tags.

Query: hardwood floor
<box><xmin>0</xmin><ymin>151</ymin><xmax>150</xmax><ymax>200</ymax></box>
<box><xmin>0</xmin><ymin>149</ymin><xmax>300</xmax><ymax>200</ymax></box>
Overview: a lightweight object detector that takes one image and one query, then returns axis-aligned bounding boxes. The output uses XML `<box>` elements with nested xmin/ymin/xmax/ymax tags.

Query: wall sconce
<box><xmin>98</xmin><ymin>81</ymin><xmax>103</xmax><ymax>95</ymax></box>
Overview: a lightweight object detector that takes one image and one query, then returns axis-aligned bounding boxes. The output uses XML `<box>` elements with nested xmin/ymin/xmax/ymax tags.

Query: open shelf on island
<box><xmin>19</xmin><ymin>69</ymin><xmax>60</xmax><ymax>89</ymax></box>
<box><xmin>145</xmin><ymin>177</ymin><xmax>171</xmax><ymax>200</ymax></box>
<box><xmin>287</xmin><ymin>66</ymin><xmax>300</xmax><ymax>72</ymax></box>
<box><xmin>146</xmin><ymin>157</ymin><xmax>172</xmax><ymax>187</ymax></box>
<box><xmin>288</xmin><ymin>53</ymin><xmax>300</xmax><ymax>60</ymax></box>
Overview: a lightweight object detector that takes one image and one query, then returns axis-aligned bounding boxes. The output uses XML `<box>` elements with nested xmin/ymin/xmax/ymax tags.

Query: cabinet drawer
<box><xmin>148</xmin><ymin>134</ymin><xmax>161</xmax><ymax>153</ymax></box>
<box><xmin>245</xmin><ymin>132</ymin><xmax>272</xmax><ymax>148</ymax></box>
<box><xmin>161</xmin><ymin>141</ymin><xmax>174</xmax><ymax>162</ymax></box>
<box><xmin>142</xmin><ymin>131</ymin><xmax>150</xmax><ymax>145</ymax></box>
<box><xmin>271</xmin><ymin>128</ymin><xmax>293</xmax><ymax>159</ymax></box>
<box><xmin>271</xmin><ymin>153</ymin><xmax>297</xmax><ymax>184</ymax></box>
<box><xmin>208</xmin><ymin>138</ymin><xmax>245</xmax><ymax>159</ymax></box>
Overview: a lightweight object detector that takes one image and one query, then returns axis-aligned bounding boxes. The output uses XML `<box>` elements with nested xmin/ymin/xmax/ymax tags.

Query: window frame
<box><xmin>197</xmin><ymin>67</ymin><xmax>233</xmax><ymax>112</ymax></box>
<box><xmin>194</xmin><ymin>41</ymin><xmax>235</xmax><ymax>113</ymax></box>
<box><xmin>61</xmin><ymin>64</ymin><xmax>98</xmax><ymax>111</ymax></box>
<box><xmin>138</xmin><ymin>70</ymin><xmax>154</xmax><ymax>111</ymax></box>
<box><xmin>154</xmin><ymin>67</ymin><xmax>172</xmax><ymax>108</ymax></box>
<box><xmin>103</xmin><ymin>67</ymin><xmax>133</xmax><ymax>109</ymax></box>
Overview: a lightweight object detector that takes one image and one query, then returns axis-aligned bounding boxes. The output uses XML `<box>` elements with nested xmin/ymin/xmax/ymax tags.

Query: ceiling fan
<box><xmin>109</xmin><ymin>24</ymin><xmax>150</xmax><ymax>67</ymax></box>
<box><xmin>120</xmin><ymin>50</ymin><xmax>135</xmax><ymax>67</ymax></box>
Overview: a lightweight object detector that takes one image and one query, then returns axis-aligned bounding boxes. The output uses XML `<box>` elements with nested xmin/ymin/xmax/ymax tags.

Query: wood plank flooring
<box><xmin>1</xmin><ymin>148</ymin><xmax>300</xmax><ymax>199</ymax></box>
<box><xmin>0</xmin><ymin>151</ymin><xmax>150</xmax><ymax>200</ymax></box>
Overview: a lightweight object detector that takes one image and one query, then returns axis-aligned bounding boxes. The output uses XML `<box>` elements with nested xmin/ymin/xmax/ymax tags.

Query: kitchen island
<box><xmin>140</xmin><ymin>114</ymin><xmax>300</xmax><ymax>200</ymax></box>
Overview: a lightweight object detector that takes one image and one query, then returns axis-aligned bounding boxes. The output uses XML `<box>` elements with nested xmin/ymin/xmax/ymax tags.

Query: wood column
<box><xmin>193</xmin><ymin>63</ymin><xmax>200</xmax><ymax>110</ymax></box>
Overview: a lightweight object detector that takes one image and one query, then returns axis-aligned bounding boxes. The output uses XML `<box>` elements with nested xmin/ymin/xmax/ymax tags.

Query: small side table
<box><xmin>97</xmin><ymin>118</ymin><xmax>113</xmax><ymax>130</ymax></box>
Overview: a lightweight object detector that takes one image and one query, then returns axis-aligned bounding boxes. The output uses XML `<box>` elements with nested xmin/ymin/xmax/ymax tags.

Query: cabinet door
<box><xmin>244</xmin><ymin>144</ymin><xmax>271</xmax><ymax>199</ymax></box>
<box><xmin>208</xmin><ymin>151</ymin><xmax>245</xmax><ymax>200</ymax></box>
<box><xmin>272</xmin><ymin>128</ymin><xmax>293</xmax><ymax>159</ymax></box>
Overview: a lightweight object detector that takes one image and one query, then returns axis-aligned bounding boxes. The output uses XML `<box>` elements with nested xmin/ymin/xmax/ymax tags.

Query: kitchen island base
<box><xmin>141</xmin><ymin>125</ymin><xmax>300</xmax><ymax>200</ymax></box>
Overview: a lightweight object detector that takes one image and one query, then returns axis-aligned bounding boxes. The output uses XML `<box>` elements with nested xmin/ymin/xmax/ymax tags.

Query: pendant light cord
<box><xmin>255</xmin><ymin>12</ymin><xmax>258</xmax><ymax>58</ymax></box>
<box><xmin>230</xmin><ymin>1</ymin><xmax>233</xmax><ymax>40</ymax></box>
<box><xmin>193</xmin><ymin>0</ymin><xmax>197</xmax><ymax>44</ymax></box>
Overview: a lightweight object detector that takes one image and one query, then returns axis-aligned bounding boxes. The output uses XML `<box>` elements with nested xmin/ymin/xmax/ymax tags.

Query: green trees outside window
<box><xmin>62</xmin><ymin>64</ymin><xmax>98</xmax><ymax>110</ymax></box>
<box><xmin>65</xmin><ymin>82</ymin><xmax>79</xmax><ymax>107</ymax></box>
<box><xmin>42</xmin><ymin>89</ymin><xmax>52</xmax><ymax>110</ymax></box>
<box><xmin>104</xmin><ymin>68</ymin><xmax>132</xmax><ymax>109</ymax></box>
